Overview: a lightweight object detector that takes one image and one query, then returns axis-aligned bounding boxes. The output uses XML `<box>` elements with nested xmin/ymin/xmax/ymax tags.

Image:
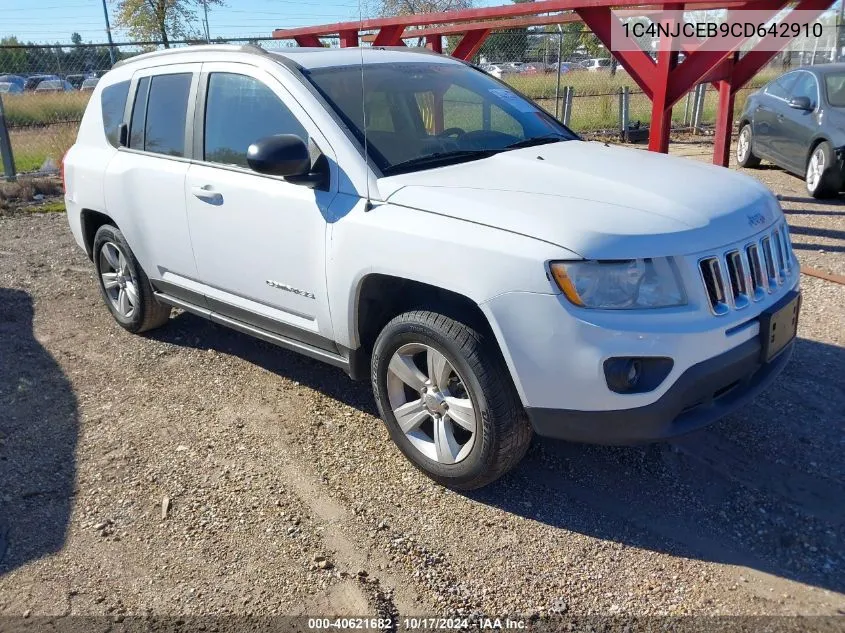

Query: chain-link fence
<box><xmin>0</xmin><ymin>30</ymin><xmax>839</xmax><ymax>182</ymax></box>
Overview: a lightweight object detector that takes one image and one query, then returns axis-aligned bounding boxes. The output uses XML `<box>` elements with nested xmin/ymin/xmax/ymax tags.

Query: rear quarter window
<box><xmin>100</xmin><ymin>80</ymin><xmax>130</xmax><ymax>148</ymax></box>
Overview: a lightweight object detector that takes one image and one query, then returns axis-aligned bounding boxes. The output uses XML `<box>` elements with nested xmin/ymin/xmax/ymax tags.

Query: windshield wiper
<box><xmin>503</xmin><ymin>134</ymin><xmax>569</xmax><ymax>150</ymax></box>
<box><xmin>382</xmin><ymin>149</ymin><xmax>499</xmax><ymax>176</ymax></box>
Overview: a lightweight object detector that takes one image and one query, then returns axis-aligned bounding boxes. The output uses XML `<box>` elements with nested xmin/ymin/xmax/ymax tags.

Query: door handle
<box><xmin>191</xmin><ymin>185</ymin><xmax>223</xmax><ymax>204</ymax></box>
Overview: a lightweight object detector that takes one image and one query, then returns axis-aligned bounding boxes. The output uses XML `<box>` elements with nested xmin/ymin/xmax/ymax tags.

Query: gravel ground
<box><xmin>0</xmin><ymin>147</ymin><xmax>844</xmax><ymax>624</ymax></box>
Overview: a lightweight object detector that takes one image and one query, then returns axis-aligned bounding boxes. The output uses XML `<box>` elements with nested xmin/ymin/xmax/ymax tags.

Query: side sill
<box><xmin>154</xmin><ymin>292</ymin><xmax>351</xmax><ymax>373</ymax></box>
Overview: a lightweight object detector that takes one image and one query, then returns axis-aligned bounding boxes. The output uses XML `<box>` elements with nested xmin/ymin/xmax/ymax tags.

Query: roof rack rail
<box><xmin>112</xmin><ymin>44</ymin><xmax>269</xmax><ymax>69</ymax></box>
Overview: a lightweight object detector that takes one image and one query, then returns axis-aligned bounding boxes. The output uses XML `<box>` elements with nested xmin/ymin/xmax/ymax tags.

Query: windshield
<box><xmin>303</xmin><ymin>61</ymin><xmax>576</xmax><ymax>175</ymax></box>
<box><xmin>824</xmin><ymin>72</ymin><xmax>845</xmax><ymax>107</ymax></box>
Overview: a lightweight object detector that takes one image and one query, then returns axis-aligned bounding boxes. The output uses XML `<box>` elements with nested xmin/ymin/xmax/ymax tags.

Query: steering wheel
<box><xmin>437</xmin><ymin>127</ymin><xmax>466</xmax><ymax>139</ymax></box>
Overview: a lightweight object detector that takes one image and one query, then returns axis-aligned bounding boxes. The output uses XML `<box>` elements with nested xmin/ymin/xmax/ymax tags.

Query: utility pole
<box><xmin>100</xmin><ymin>0</ymin><xmax>116</xmax><ymax>66</ymax></box>
<box><xmin>203</xmin><ymin>0</ymin><xmax>211</xmax><ymax>43</ymax></box>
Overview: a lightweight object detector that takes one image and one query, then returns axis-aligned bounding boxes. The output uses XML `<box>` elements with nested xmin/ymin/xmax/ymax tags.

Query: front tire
<box><xmin>93</xmin><ymin>224</ymin><xmax>171</xmax><ymax>333</ymax></box>
<box><xmin>806</xmin><ymin>141</ymin><xmax>841</xmax><ymax>199</ymax></box>
<box><xmin>736</xmin><ymin>123</ymin><xmax>761</xmax><ymax>168</ymax></box>
<box><xmin>371</xmin><ymin>310</ymin><xmax>532</xmax><ymax>490</ymax></box>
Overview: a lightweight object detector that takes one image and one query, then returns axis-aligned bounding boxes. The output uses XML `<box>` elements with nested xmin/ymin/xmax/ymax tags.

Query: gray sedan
<box><xmin>737</xmin><ymin>64</ymin><xmax>845</xmax><ymax>198</ymax></box>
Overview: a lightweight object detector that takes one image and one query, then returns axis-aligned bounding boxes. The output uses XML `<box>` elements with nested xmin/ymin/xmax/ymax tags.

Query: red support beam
<box><xmin>713</xmin><ymin>78</ymin><xmax>737</xmax><ymax>167</ymax></box>
<box><xmin>372</xmin><ymin>24</ymin><xmax>406</xmax><ymax>46</ymax></box>
<box><xmin>451</xmin><ymin>29</ymin><xmax>491</xmax><ymax>61</ymax></box>
<box><xmin>648</xmin><ymin>8</ymin><xmax>682</xmax><ymax>153</ymax></box>
<box><xmin>425</xmin><ymin>34</ymin><xmax>443</xmax><ymax>53</ymax></box>
<box><xmin>402</xmin><ymin>13</ymin><xmax>580</xmax><ymax>38</ymax></box>
<box><xmin>272</xmin><ymin>0</ymin><xmax>750</xmax><ymax>40</ymax></box>
<box><xmin>339</xmin><ymin>29</ymin><xmax>359</xmax><ymax>47</ymax></box>
<box><xmin>666</xmin><ymin>0</ymin><xmax>789</xmax><ymax>105</ymax></box>
<box><xmin>576</xmin><ymin>7</ymin><xmax>656</xmax><ymax>99</ymax></box>
<box><xmin>293</xmin><ymin>34</ymin><xmax>323</xmax><ymax>47</ymax></box>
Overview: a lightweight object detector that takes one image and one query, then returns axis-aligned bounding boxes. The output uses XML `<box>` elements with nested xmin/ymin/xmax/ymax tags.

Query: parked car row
<box><xmin>478</xmin><ymin>58</ymin><xmax>626</xmax><ymax>78</ymax></box>
<box><xmin>0</xmin><ymin>73</ymin><xmax>100</xmax><ymax>93</ymax></box>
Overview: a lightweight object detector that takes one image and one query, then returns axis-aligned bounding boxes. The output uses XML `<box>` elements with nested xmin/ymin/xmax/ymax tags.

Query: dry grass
<box><xmin>8</xmin><ymin>123</ymin><xmax>78</xmax><ymax>173</ymax></box>
<box><xmin>2</xmin><ymin>91</ymin><xmax>89</xmax><ymax>127</ymax></box>
<box><xmin>0</xmin><ymin>176</ymin><xmax>63</xmax><ymax>213</ymax></box>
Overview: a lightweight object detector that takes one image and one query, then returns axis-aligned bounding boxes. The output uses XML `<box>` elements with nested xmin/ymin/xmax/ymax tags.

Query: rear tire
<box><xmin>371</xmin><ymin>310</ymin><xmax>532</xmax><ymax>490</ymax></box>
<box><xmin>93</xmin><ymin>224</ymin><xmax>171</xmax><ymax>333</ymax></box>
<box><xmin>736</xmin><ymin>123</ymin><xmax>761</xmax><ymax>168</ymax></box>
<box><xmin>806</xmin><ymin>141</ymin><xmax>841</xmax><ymax>199</ymax></box>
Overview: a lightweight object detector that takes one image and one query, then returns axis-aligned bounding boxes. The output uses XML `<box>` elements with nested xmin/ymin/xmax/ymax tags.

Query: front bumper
<box><xmin>526</xmin><ymin>335</ymin><xmax>793</xmax><ymax>445</ymax></box>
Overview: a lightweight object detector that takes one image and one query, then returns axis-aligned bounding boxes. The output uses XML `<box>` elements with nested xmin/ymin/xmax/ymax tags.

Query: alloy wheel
<box><xmin>386</xmin><ymin>343</ymin><xmax>477</xmax><ymax>465</ymax></box>
<box><xmin>807</xmin><ymin>146</ymin><xmax>825</xmax><ymax>192</ymax></box>
<box><xmin>99</xmin><ymin>241</ymin><xmax>138</xmax><ymax>319</ymax></box>
<box><xmin>737</xmin><ymin>127</ymin><xmax>750</xmax><ymax>163</ymax></box>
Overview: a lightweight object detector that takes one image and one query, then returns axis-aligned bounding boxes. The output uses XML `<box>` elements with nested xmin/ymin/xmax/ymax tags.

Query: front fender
<box><xmin>326</xmin><ymin>200</ymin><xmax>575</xmax><ymax>349</ymax></box>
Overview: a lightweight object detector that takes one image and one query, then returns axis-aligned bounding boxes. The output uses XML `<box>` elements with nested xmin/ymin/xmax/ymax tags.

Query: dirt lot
<box><xmin>0</xmin><ymin>145</ymin><xmax>844</xmax><ymax>626</ymax></box>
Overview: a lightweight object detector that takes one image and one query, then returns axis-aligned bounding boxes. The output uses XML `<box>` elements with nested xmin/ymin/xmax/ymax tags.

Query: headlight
<box><xmin>550</xmin><ymin>258</ymin><xmax>687</xmax><ymax>309</ymax></box>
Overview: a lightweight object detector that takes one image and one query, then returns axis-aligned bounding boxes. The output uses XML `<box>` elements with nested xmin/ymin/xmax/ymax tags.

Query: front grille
<box><xmin>699</xmin><ymin>221</ymin><xmax>793</xmax><ymax>315</ymax></box>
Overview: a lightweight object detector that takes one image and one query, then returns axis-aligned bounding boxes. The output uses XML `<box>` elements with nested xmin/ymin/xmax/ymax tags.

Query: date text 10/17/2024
<box><xmin>307</xmin><ymin>617</ymin><xmax>528</xmax><ymax>630</ymax></box>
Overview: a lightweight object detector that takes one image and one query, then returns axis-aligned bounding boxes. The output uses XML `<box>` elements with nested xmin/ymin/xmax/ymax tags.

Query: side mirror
<box><xmin>788</xmin><ymin>96</ymin><xmax>812</xmax><ymax>111</ymax></box>
<box><xmin>246</xmin><ymin>134</ymin><xmax>311</xmax><ymax>177</ymax></box>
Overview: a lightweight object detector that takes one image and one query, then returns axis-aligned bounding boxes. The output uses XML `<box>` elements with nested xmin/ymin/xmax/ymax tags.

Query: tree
<box><xmin>378</xmin><ymin>0</ymin><xmax>471</xmax><ymax>18</ymax></box>
<box><xmin>111</xmin><ymin>0</ymin><xmax>224</xmax><ymax>47</ymax></box>
<box><xmin>71</xmin><ymin>32</ymin><xmax>83</xmax><ymax>46</ymax></box>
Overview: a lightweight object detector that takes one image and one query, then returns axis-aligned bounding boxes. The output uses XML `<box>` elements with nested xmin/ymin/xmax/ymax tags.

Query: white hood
<box><xmin>377</xmin><ymin>141</ymin><xmax>781</xmax><ymax>259</ymax></box>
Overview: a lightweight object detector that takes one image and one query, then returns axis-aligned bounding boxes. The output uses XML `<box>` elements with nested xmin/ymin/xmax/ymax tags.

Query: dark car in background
<box><xmin>737</xmin><ymin>64</ymin><xmax>845</xmax><ymax>198</ymax></box>
<box><xmin>66</xmin><ymin>74</ymin><xmax>88</xmax><ymax>90</ymax></box>
<box><xmin>23</xmin><ymin>74</ymin><xmax>60</xmax><ymax>91</ymax></box>
<box><xmin>0</xmin><ymin>74</ymin><xmax>25</xmax><ymax>91</ymax></box>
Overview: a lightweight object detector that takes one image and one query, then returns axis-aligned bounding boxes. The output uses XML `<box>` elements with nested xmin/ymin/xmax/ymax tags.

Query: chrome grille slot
<box><xmin>761</xmin><ymin>235</ymin><xmax>779</xmax><ymax>288</ymax></box>
<box><xmin>725</xmin><ymin>250</ymin><xmax>750</xmax><ymax>309</ymax></box>
<box><xmin>699</xmin><ymin>256</ymin><xmax>730</xmax><ymax>315</ymax></box>
<box><xmin>779</xmin><ymin>224</ymin><xmax>793</xmax><ymax>273</ymax></box>
<box><xmin>745</xmin><ymin>244</ymin><xmax>766</xmax><ymax>300</ymax></box>
<box><xmin>699</xmin><ymin>221</ymin><xmax>792</xmax><ymax>315</ymax></box>
<box><xmin>773</xmin><ymin>230</ymin><xmax>787</xmax><ymax>277</ymax></box>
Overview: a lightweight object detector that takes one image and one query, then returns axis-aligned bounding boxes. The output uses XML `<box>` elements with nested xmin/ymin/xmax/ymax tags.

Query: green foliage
<box><xmin>111</xmin><ymin>0</ymin><xmax>225</xmax><ymax>46</ymax></box>
<box><xmin>0</xmin><ymin>37</ymin><xmax>121</xmax><ymax>75</ymax></box>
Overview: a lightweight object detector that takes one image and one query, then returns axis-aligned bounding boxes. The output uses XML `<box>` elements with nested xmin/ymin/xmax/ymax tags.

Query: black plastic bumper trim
<box><xmin>526</xmin><ymin>334</ymin><xmax>794</xmax><ymax>445</ymax></box>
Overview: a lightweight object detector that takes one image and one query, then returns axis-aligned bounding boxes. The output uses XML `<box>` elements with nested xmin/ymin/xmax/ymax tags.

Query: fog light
<box><xmin>603</xmin><ymin>357</ymin><xmax>674</xmax><ymax>394</ymax></box>
<box><xmin>605</xmin><ymin>358</ymin><xmax>642</xmax><ymax>392</ymax></box>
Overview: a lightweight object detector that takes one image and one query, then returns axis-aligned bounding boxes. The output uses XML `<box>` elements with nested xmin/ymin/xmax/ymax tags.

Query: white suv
<box><xmin>64</xmin><ymin>45</ymin><xmax>800</xmax><ymax>489</ymax></box>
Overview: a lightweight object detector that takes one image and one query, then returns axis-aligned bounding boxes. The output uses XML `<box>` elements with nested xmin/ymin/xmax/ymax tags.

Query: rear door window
<box><xmin>143</xmin><ymin>73</ymin><xmax>193</xmax><ymax>157</ymax></box>
<box><xmin>100</xmin><ymin>80</ymin><xmax>129</xmax><ymax>148</ymax></box>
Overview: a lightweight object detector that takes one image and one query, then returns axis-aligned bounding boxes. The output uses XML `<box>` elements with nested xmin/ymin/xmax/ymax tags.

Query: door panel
<box><xmin>753</xmin><ymin>72</ymin><xmax>798</xmax><ymax>165</ymax></box>
<box><xmin>779</xmin><ymin>71</ymin><xmax>821</xmax><ymax>173</ymax></box>
<box><xmin>103</xmin><ymin>64</ymin><xmax>200</xmax><ymax>286</ymax></box>
<box><xmin>185</xmin><ymin>63</ymin><xmax>338</xmax><ymax>345</ymax></box>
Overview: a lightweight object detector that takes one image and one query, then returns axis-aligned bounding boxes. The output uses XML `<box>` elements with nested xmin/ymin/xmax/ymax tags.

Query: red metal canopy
<box><xmin>272</xmin><ymin>0</ymin><xmax>836</xmax><ymax>166</ymax></box>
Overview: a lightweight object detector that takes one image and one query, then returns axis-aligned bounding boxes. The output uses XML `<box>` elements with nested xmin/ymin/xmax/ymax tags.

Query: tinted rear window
<box><xmin>100</xmin><ymin>80</ymin><xmax>130</xmax><ymax>148</ymax></box>
<box><xmin>144</xmin><ymin>73</ymin><xmax>192</xmax><ymax>157</ymax></box>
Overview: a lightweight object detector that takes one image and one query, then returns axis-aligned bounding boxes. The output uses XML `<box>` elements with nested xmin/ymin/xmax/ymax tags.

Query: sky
<box><xmin>1</xmin><ymin>0</ymin><xmax>502</xmax><ymax>45</ymax></box>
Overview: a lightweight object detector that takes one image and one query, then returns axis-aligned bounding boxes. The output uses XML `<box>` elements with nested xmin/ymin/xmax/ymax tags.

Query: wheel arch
<box><xmin>354</xmin><ymin>274</ymin><xmax>495</xmax><ymax>355</ymax></box>
<box><xmin>805</xmin><ymin>135</ymin><xmax>834</xmax><ymax>167</ymax></box>
<box><xmin>80</xmin><ymin>209</ymin><xmax>118</xmax><ymax>260</ymax></box>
